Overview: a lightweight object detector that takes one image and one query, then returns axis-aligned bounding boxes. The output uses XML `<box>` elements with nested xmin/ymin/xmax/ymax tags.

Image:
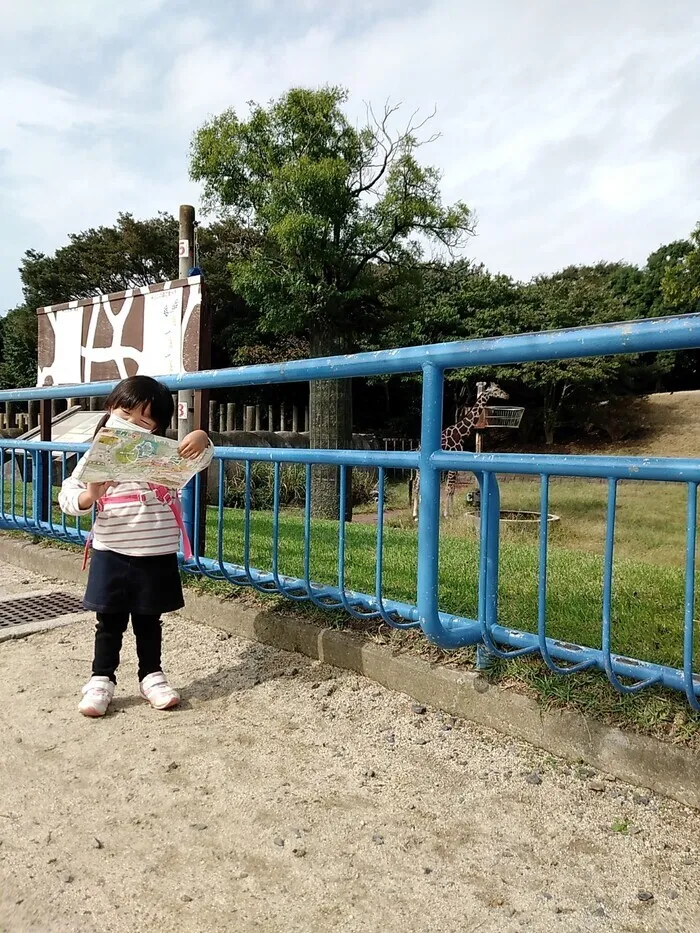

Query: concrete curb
<box><xmin>1</xmin><ymin>535</ymin><xmax>698</xmax><ymax>810</ymax></box>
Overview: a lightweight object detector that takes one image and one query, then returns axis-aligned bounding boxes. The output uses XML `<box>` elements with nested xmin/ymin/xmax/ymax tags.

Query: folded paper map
<box><xmin>74</xmin><ymin>428</ymin><xmax>205</xmax><ymax>489</ymax></box>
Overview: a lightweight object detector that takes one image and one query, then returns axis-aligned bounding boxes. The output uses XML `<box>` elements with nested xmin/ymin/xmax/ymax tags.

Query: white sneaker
<box><xmin>78</xmin><ymin>676</ymin><xmax>115</xmax><ymax>718</ymax></box>
<box><xmin>140</xmin><ymin>672</ymin><xmax>180</xmax><ymax>710</ymax></box>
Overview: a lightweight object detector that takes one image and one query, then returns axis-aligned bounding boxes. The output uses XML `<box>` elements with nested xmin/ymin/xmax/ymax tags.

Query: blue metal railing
<box><xmin>0</xmin><ymin>312</ymin><xmax>699</xmax><ymax>709</ymax></box>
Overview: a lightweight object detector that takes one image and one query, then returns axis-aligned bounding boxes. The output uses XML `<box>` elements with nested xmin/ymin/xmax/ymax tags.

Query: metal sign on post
<box><xmin>177</xmin><ymin>205</ymin><xmax>200</xmax><ymax>555</ymax></box>
<box><xmin>36</xmin><ymin>277</ymin><xmax>205</xmax><ymax>387</ymax></box>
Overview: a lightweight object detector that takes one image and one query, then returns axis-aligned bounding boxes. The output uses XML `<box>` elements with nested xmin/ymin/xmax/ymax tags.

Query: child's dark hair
<box><xmin>93</xmin><ymin>376</ymin><xmax>174</xmax><ymax>437</ymax></box>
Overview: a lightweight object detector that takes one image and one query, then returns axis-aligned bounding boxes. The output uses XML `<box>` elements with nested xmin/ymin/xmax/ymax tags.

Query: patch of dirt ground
<box><xmin>621</xmin><ymin>390</ymin><xmax>700</xmax><ymax>458</ymax></box>
<box><xmin>504</xmin><ymin>390</ymin><xmax>700</xmax><ymax>459</ymax></box>
<box><xmin>0</xmin><ymin>562</ymin><xmax>698</xmax><ymax>933</ymax></box>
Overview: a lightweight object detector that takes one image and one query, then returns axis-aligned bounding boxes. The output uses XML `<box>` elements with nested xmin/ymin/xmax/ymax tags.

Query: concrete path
<box><xmin>0</xmin><ymin>560</ymin><xmax>697</xmax><ymax>933</ymax></box>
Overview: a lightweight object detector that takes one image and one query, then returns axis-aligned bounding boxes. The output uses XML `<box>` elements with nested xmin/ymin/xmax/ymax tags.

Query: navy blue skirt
<box><xmin>83</xmin><ymin>549</ymin><xmax>185</xmax><ymax>615</ymax></box>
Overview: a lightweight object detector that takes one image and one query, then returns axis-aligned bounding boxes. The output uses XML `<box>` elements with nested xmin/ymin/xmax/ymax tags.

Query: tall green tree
<box><xmin>634</xmin><ymin>242</ymin><xmax>694</xmax><ymax>390</ymax></box>
<box><xmin>662</xmin><ymin>224</ymin><xmax>700</xmax><ymax>309</ymax></box>
<box><xmin>658</xmin><ymin>225</ymin><xmax>700</xmax><ymax>388</ymax></box>
<box><xmin>190</xmin><ymin>85</ymin><xmax>475</xmax><ymax>518</ymax></box>
<box><xmin>0</xmin><ymin>305</ymin><xmax>38</xmax><ymax>390</ymax></box>
<box><xmin>1</xmin><ymin>213</ymin><xmax>261</xmax><ymax>388</ymax></box>
<box><xmin>551</xmin><ymin>250</ymin><xmax>693</xmax><ymax>393</ymax></box>
<box><xmin>20</xmin><ymin>212</ymin><xmax>179</xmax><ymax>309</ymax></box>
<box><xmin>434</xmin><ymin>266</ymin><xmax>637</xmax><ymax>444</ymax></box>
<box><xmin>502</xmin><ymin>271</ymin><xmax>639</xmax><ymax>444</ymax></box>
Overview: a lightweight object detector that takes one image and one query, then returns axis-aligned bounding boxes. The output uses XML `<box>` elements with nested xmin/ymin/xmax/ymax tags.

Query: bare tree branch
<box><xmin>412</xmin><ymin>222</ymin><xmax>475</xmax><ymax>256</ymax></box>
<box><xmin>350</xmin><ymin>100</ymin><xmax>441</xmax><ymax>197</ymax></box>
<box><xmin>345</xmin><ymin>222</ymin><xmax>414</xmax><ymax>286</ymax></box>
<box><xmin>351</xmin><ymin>101</ymin><xmax>401</xmax><ymax>196</ymax></box>
<box><xmin>403</xmin><ymin>105</ymin><xmax>439</xmax><ymax>141</ymax></box>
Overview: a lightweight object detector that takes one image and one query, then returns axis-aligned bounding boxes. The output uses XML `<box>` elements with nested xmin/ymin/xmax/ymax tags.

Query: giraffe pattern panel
<box><xmin>36</xmin><ymin>277</ymin><xmax>205</xmax><ymax>387</ymax></box>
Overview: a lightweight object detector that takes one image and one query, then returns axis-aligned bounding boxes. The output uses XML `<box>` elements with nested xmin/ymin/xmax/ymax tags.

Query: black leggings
<box><xmin>92</xmin><ymin>613</ymin><xmax>162</xmax><ymax>684</ymax></box>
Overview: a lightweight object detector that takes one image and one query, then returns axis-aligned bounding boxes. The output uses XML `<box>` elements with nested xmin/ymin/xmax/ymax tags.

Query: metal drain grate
<box><xmin>0</xmin><ymin>592</ymin><xmax>85</xmax><ymax>629</ymax></box>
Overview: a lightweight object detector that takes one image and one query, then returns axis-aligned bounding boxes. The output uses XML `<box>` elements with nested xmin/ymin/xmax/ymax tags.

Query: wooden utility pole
<box><xmin>177</xmin><ymin>205</ymin><xmax>195</xmax><ymax>444</ymax></box>
<box><xmin>177</xmin><ymin>204</ymin><xmax>210</xmax><ymax>556</ymax></box>
<box><xmin>38</xmin><ymin>400</ymin><xmax>52</xmax><ymax>522</ymax></box>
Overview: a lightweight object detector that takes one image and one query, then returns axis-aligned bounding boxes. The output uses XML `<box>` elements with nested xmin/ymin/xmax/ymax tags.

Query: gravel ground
<box><xmin>0</xmin><ymin>561</ymin><xmax>698</xmax><ymax>933</ymax></box>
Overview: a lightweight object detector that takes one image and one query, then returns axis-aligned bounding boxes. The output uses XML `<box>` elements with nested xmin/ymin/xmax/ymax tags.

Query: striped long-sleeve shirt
<box><xmin>59</xmin><ymin>443</ymin><xmax>213</xmax><ymax>557</ymax></box>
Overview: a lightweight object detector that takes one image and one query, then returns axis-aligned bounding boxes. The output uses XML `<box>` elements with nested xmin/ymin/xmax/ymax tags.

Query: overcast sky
<box><xmin>1</xmin><ymin>0</ymin><xmax>698</xmax><ymax>312</ymax></box>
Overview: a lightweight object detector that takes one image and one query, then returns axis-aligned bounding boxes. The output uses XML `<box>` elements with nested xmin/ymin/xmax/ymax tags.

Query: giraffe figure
<box><xmin>411</xmin><ymin>381</ymin><xmax>509</xmax><ymax>520</ymax></box>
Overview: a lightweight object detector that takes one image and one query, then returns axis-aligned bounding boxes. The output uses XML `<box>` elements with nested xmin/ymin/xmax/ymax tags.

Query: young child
<box><xmin>59</xmin><ymin>375</ymin><xmax>213</xmax><ymax>718</ymax></box>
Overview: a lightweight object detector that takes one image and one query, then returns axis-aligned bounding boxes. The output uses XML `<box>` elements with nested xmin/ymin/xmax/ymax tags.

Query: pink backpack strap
<box><xmin>148</xmin><ymin>484</ymin><xmax>193</xmax><ymax>561</ymax></box>
<box><xmin>82</xmin><ymin>531</ymin><xmax>93</xmax><ymax>571</ymax></box>
<box><xmin>82</xmin><ymin>495</ymin><xmax>107</xmax><ymax>570</ymax></box>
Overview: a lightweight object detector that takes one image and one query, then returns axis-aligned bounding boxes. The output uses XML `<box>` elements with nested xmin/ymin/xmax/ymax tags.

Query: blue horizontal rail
<box><xmin>431</xmin><ymin>451</ymin><xmax>700</xmax><ymax>483</ymax></box>
<box><xmin>0</xmin><ymin>310</ymin><xmax>698</xmax><ymax>709</ymax></box>
<box><xmin>7</xmin><ymin>441</ymin><xmax>699</xmax><ymax>485</ymax></box>
<box><xmin>0</xmin><ymin>439</ymin><xmax>418</xmax><ymax>469</ymax></box>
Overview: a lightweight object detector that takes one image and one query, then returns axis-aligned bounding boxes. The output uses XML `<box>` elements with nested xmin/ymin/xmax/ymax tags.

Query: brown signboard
<box><xmin>36</xmin><ymin>276</ymin><xmax>207</xmax><ymax>387</ymax></box>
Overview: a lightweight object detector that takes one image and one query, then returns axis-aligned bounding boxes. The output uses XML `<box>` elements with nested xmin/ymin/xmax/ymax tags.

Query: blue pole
<box><xmin>32</xmin><ymin>450</ymin><xmax>45</xmax><ymax>526</ymax></box>
<box><xmin>180</xmin><ymin>479</ymin><xmax>195</xmax><ymax>558</ymax></box>
<box><xmin>485</xmin><ymin>471</ymin><xmax>501</xmax><ymax>633</ymax></box>
<box><xmin>683</xmin><ymin>483</ymin><xmax>700</xmax><ymax>711</ymax></box>
<box><xmin>475</xmin><ymin>471</ymin><xmax>501</xmax><ymax>671</ymax></box>
<box><xmin>416</xmin><ymin>363</ymin><xmax>447</xmax><ymax>644</ymax></box>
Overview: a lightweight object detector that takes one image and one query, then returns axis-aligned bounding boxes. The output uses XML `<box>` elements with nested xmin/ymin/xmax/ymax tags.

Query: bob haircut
<box><xmin>93</xmin><ymin>375</ymin><xmax>174</xmax><ymax>437</ymax></box>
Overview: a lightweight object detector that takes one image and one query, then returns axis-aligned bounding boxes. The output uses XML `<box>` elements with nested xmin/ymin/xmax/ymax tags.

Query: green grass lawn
<box><xmin>499</xmin><ymin>477</ymin><xmax>692</xmax><ymax>568</ymax></box>
<box><xmin>379</xmin><ymin>475</ymin><xmax>694</xmax><ymax>568</ymax></box>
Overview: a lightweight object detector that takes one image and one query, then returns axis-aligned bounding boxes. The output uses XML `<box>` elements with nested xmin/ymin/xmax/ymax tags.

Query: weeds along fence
<box><xmin>1</xmin><ymin>314</ymin><xmax>700</xmax><ymax>709</ymax></box>
<box><xmin>219</xmin><ymin>460</ymin><xmax>378</xmax><ymax>510</ymax></box>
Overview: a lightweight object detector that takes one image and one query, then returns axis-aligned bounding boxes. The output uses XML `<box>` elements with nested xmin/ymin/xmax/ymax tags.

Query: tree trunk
<box><xmin>543</xmin><ymin>388</ymin><xmax>556</xmax><ymax>445</ymax></box>
<box><xmin>309</xmin><ymin>325</ymin><xmax>353</xmax><ymax>521</ymax></box>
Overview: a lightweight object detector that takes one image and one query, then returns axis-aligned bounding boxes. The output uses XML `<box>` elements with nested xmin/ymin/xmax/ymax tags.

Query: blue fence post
<box><xmin>35</xmin><ymin>399</ymin><xmax>52</xmax><ymax>525</ymax></box>
<box><xmin>32</xmin><ymin>451</ymin><xmax>45</xmax><ymax>528</ymax></box>
<box><xmin>475</xmin><ymin>471</ymin><xmax>502</xmax><ymax>671</ymax></box>
<box><xmin>416</xmin><ymin>362</ymin><xmax>444</xmax><ymax>643</ymax></box>
<box><xmin>180</xmin><ymin>479</ymin><xmax>196</xmax><ymax>560</ymax></box>
<box><xmin>475</xmin><ymin>644</ymin><xmax>494</xmax><ymax>671</ymax></box>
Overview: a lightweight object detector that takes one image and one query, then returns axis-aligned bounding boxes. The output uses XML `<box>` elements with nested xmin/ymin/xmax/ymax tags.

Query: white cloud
<box><xmin>0</xmin><ymin>77</ymin><xmax>112</xmax><ymax>144</ymax></box>
<box><xmin>590</xmin><ymin>162</ymin><xmax>679</xmax><ymax>213</ymax></box>
<box><xmin>0</xmin><ymin>74</ymin><xmax>193</xmax><ymax>280</ymax></box>
<box><xmin>0</xmin><ymin>77</ymin><xmax>124</xmax><ymax>232</ymax></box>
<box><xmin>155</xmin><ymin>0</ymin><xmax>700</xmax><ymax>280</ymax></box>
<box><xmin>1</xmin><ymin>0</ymin><xmax>699</xmax><ymax>310</ymax></box>
<box><xmin>2</xmin><ymin>0</ymin><xmax>168</xmax><ymax>43</ymax></box>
